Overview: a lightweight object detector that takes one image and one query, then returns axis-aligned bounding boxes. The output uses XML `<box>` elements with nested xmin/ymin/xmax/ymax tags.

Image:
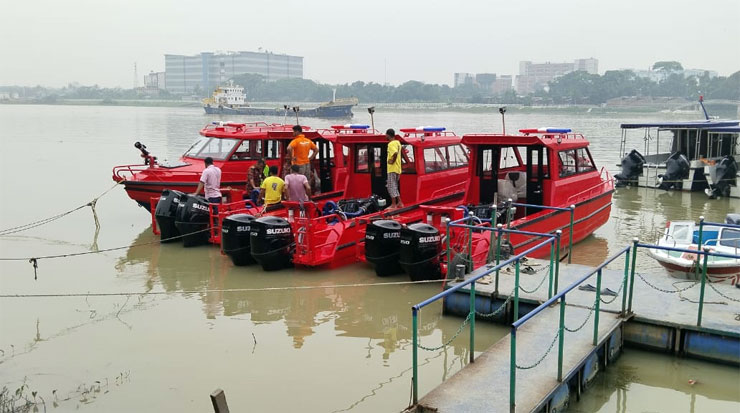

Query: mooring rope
<box><xmin>0</xmin><ymin>278</ymin><xmax>449</xmax><ymax>298</ymax></box>
<box><xmin>0</xmin><ymin>181</ymin><xmax>121</xmax><ymax>236</ymax></box>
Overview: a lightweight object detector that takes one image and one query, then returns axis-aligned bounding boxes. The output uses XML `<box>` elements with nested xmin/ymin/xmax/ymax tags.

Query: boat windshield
<box><xmin>183</xmin><ymin>137</ymin><xmax>239</xmax><ymax>160</ymax></box>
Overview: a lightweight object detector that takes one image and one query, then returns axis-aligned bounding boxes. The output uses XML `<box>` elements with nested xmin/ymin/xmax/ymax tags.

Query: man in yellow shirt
<box><xmin>260</xmin><ymin>166</ymin><xmax>286</xmax><ymax>206</ymax></box>
<box><xmin>287</xmin><ymin>125</ymin><xmax>318</xmax><ymax>184</ymax></box>
<box><xmin>386</xmin><ymin>128</ymin><xmax>404</xmax><ymax>209</ymax></box>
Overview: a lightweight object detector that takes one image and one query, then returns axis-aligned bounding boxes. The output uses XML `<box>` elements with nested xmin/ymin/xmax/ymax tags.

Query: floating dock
<box><xmin>408</xmin><ymin>259</ymin><xmax>740</xmax><ymax>412</ymax></box>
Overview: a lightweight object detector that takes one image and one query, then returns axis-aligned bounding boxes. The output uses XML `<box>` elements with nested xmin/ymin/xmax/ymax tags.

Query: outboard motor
<box><xmin>338</xmin><ymin>195</ymin><xmax>381</xmax><ymax>218</ymax></box>
<box><xmin>726</xmin><ymin>213</ymin><xmax>740</xmax><ymax>225</ymax></box>
<box><xmin>222</xmin><ymin>214</ymin><xmax>257</xmax><ymax>266</ymax></box>
<box><xmin>154</xmin><ymin>189</ymin><xmax>185</xmax><ymax>242</ymax></box>
<box><xmin>657</xmin><ymin>152</ymin><xmax>690</xmax><ymax>190</ymax></box>
<box><xmin>250</xmin><ymin>216</ymin><xmax>293</xmax><ymax>271</ymax></box>
<box><xmin>705</xmin><ymin>155</ymin><xmax>738</xmax><ymax>199</ymax></box>
<box><xmin>173</xmin><ymin>194</ymin><xmax>211</xmax><ymax>247</ymax></box>
<box><xmin>399</xmin><ymin>223</ymin><xmax>442</xmax><ymax>281</ymax></box>
<box><xmin>614</xmin><ymin>149</ymin><xmax>645</xmax><ymax>187</ymax></box>
<box><xmin>365</xmin><ymin>219</ymin><xmax>403</xmax><ymax>276</ymax></box>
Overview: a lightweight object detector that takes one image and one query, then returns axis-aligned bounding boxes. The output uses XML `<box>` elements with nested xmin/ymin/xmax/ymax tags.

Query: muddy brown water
<box><xmin>1</xmin><ymin>105</ymin><xmax>737</xmax><ymax>412</ymax></box>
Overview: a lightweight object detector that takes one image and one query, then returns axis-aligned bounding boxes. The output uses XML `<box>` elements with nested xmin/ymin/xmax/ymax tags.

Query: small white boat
<box><xmin>648</xmin><ymin>214</ymin><xmax>740</xmax><ymax>284</ymax></box>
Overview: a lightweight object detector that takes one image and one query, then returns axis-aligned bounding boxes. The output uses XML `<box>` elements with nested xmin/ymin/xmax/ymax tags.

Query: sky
<box><xmin>1</xmin><ymin>0</ymin><xmax>739</xmax><ymax>88</ymax></box>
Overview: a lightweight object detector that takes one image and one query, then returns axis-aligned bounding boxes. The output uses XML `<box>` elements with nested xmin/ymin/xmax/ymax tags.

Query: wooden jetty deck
<box><xmin>411</xmin><ymin>260</ymin><xmax>740</xmax><ymax>412</ymax></box>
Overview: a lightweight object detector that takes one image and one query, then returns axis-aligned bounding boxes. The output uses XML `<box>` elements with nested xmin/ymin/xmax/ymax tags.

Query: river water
<box><xmin>0</xmin><ymin>104</ymin><xmax>737</xmax><ymax>412</ymax></box>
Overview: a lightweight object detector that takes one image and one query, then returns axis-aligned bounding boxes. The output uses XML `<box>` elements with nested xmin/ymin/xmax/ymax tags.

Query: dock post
<box><xmin>628</xmin><ymin>238</ymin><xmax>638</xmax><ymax>313</ymax></box>
<box><xmin>470</xmin><ymin>281</ymin><xmax>476</xmax><ymax>363</ymax></box>
<box><xmin>697</xmin><ymin>248</ymin><xmax>709</xmax><ymax>327</ymax></box>
<box><xmin>495</xmin><ymin>224</ymin><xmax>503</xmax><ymax>294</ymax></box>
<box><xmin>548</xmin><ymin>239</ymin><xmax>555</xmax><ymax>299</ymax></box>
<box><xmin>509</xmin><ymin>327</ymin><xmax>517</xmax><ymax>413</ymax></box>
<box><xmin>557</xmin><ymin>296</ymin><xmax>566</xmax><ymax>381</ymax></box>
<box><xmin>445</xmin><ymin>218</ymin><xmax>451</xmax><ymax>275</ymax></box>
<box><xmin>467</xmin><ymin>212</ymin><xmax>474</xmax><ymax>273</ymax></box>
<box><xmin>514</xmin><ymin>259</ymin><xmax>520</xmax><ymax>322</ymax></box>
<box><xmin>568</xmin><ymin>205</ymin><xmax>575</xmax><ymax>264</ymax></box>
<box><xmin>694</xmin><ymin>216</ymin><xmax>705</xmax><ymax>281</ymax></box>
<box><xmin>621</xmin><ymin>248</ymin><xmax>630</xmax><ymax>316</ymax></box>
<box><xmin>554</xmin><ymin>230</ymin><xmax>562</xmax><ymax>295</ymax></box>
<box><xmin>210</xmin><ymin>389</ymin><xmax>230</xmax><ymax>413</ymax></box>
<box><xmin>412</xmin><ymin>307</ymin><xmax>419</xmax><ymax>404</ymax></box>
<box><xmin>593</xmin><ymin>269</ymin><xmax>602</xmax><ymax>345</ymax></box>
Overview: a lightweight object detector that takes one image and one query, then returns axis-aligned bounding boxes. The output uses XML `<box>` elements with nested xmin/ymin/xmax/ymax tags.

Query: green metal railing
<box><xmin>411</xmin><ymin>232</ymin><xmax>556</xmax><ymax>405</ymax></box>
<box><xmin>508</xmin><ymin>246</ymin><xmax>631</xmax><ymax>412</ymax></box>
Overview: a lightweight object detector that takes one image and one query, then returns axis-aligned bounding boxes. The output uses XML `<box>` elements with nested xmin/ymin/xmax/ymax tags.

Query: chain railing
<box><xmin>509</xmin><ymin>246</ymin><xmax>631</xmax><ymax>412</ymax></box>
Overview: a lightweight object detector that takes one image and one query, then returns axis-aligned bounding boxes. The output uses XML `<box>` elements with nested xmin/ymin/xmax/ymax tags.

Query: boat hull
<box><xmin>648</xmin><ymin>248</ymin><xmax>740</xmax><ymax>285</ymax></box>
<box><xmin>204</xmin><ymin>104</ymin><xmax>354</xmax><ymax>118</ymax></box>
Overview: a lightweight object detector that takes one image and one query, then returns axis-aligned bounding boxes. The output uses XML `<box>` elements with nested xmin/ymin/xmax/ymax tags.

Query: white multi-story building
<box><xmin>454</xmin><ymin>73</ymin><xmax>475</xmax><ymax>87</ymax></box>
<box><xmin>516</xmin><ymin>58</ymin><xmax>599</xmax><ymax>94</ymax></box>
<box><xmin>165</xmin><ymin>51</ymin><xmax>304</xmax><ymax>95</ymax></box>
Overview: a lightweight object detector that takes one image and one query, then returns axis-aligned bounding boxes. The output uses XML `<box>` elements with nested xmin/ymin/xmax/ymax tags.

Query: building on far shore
<box><xmin>164</xmin><ymin>50</ymin><xmax>303</xmax><ymax>95</ymax></box>
<box><xmin>145</xmin><ymin>71</ymin><xmax>166</xmax><ymax>90</ymax></box>
<box><xmin>453</xmin><ymin>72</ymin><xmax>513</xmax><ymax>94</ymax></box>
<box><xmin>516</xmin><ymin>58</ymin><xmax>598</xmax><ymax>94</ymax></box>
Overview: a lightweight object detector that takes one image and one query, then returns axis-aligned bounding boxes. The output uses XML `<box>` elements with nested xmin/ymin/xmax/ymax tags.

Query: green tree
<box><xmin>652</xmin><ymin>61</ymin><xmax>684</xmax><ymax>72</ymax></box>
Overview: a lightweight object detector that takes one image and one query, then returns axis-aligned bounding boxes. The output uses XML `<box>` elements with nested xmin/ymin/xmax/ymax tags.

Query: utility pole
<box><xmin>133</xmin><ymin>62</ymin><xmax>139</xmax><ymax>89</ymax></box>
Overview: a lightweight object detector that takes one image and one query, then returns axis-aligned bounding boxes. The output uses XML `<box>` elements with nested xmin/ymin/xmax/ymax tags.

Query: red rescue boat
<box><xmin>112</xmin><ymin>121</ymin><xmax>347</xmax><ymax>210</ymax></box>
<box><xmin>217</xmin><ymin>126</ymin><xmax>470</xmax><ymax>270</ymax></box>
<box><xmin>362</xmin><ymin>128</ymin><xmax>614</xmax><ymax>280</ymax></box>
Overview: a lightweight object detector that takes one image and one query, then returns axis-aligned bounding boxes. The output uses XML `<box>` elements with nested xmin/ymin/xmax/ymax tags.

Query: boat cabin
<box><xmin>461</xmin><ymin>128</ymin><xmax>605</xmax><ymax>216</ymax></box>
<box><xmin>186</xmin><ymin>121</ymin><xmax>347</xmax><ymax>194</ymax></box>
<box><xmin>329</xmin><ymin>126</ymin><xmax>469</xmax><ymax>206</ymax></box>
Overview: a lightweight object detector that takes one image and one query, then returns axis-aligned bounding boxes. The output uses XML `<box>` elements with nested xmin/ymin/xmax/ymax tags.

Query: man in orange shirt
<box><xmin>287</xmin><ymin>125</ymin><xmax>317</xmax><ymax>184</ymax></box>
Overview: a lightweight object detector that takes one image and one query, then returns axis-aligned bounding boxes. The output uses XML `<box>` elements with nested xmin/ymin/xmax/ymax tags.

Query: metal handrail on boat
<box><xmin>565</xmin><ymin>167</ymin><xmax>614</xmax><ymax>206</ymax></box>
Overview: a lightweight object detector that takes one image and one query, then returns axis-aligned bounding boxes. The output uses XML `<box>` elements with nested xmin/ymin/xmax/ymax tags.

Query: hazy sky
<box><xmin>1</xmin><ymin>0</ymin><xmax>738</xmax><ymax>88</ymax></box>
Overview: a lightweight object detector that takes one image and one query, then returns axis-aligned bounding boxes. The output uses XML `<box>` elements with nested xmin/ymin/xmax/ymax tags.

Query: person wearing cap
<box><xmin>385</xmin><ymin>128</ymin><xmax>403</xmax><ymax>209</ymax></box>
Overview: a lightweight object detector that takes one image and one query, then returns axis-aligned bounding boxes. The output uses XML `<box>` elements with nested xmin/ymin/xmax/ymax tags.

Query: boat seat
<box><xmin>498</xmin><ymin>172</ymin><xmax>526</xmax><ymax>201</ymax></box>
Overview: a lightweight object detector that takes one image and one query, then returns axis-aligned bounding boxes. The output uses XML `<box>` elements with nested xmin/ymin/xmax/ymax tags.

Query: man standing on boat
<box><xmin>260</xmin><ymin>165</ymin><xmax>286</xmax><ymax>206</ymax></box>
<box><xmin>287</xmin><ymin>125</ymin><xmax>317</xmax><ymax>185</ymax></box>
<box><xmin>285</xmin><ymin>164</ymin><xmax>311</xmax><ymax>202</ymax></box>
<box><xmin>193</xmin><ymin>157</ymin><xmax>222</xmax><ymax>204</ymax></box>
<box><xmin>245</xmin><ymin>158</ymin><xmax>266</xmax><ymax>203</ymax></box>
<box><xmin>386</xmin><ymin>128</ymin><xmax>404</xmax><ymax>209</ymax></box>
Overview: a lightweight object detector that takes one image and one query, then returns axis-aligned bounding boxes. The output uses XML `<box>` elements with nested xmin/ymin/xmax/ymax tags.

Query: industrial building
<box><xmin>453</xmin><ymin>72</ymin><xmax>513</xmax><ymax>95</ymax></box>
<box><xmin>164</xmin><ymin>51</ymin><xmax>303</xmax><ymax>95</ymax></box>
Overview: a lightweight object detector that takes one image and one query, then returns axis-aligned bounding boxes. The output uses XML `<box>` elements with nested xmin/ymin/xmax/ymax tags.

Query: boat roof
<box><xmin>707</xmin><ymin>125</ymin><xmax>740</xmax><ymax>133</ymax></box>
<box><xmin>200</xmin><ymin>122</ymin><xmax>335</xmax><ymax>141</ymax></box>
<box><xmin>462</xmin><ymin>129</ymin><xmax>590</xmax><ymax>150</ymax></box>
<box><xmin>620</xmin><ymin>120</ymin><xmax>740</xmax><ymax>130</ymax></box>
<box><xmin>328</xmin><ymin>126</ymin><xmax>462</xmax><ymax>147</ymax></box>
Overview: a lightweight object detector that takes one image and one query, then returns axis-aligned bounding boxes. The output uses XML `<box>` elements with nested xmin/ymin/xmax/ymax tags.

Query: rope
<box><xmin>0</xmin><ymin>278</ymin><xmax>451</xmax><ymax>298</ymax></box>
<box><xmin>0</xmin><ymin>181</ymin><xmax>121</xmax><ymax>236</ymax></box>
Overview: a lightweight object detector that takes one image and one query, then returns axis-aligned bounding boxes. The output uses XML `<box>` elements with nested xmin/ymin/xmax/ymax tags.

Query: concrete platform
<box><xmin>412</xmin><ymin>260</ymin><xmax>740</xmax><ymax>412</ymax></box>
<box><xmin>415</xmin><ymin>305</ymin><xmax>621</xmax><ymax>412</ymax></box>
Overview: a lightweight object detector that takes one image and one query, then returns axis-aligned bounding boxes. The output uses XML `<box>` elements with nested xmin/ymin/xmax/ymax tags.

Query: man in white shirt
<box><xmin>193</xmin><ymin>157</ymin><xmax>222</xmax><ymax>204</ymax></box>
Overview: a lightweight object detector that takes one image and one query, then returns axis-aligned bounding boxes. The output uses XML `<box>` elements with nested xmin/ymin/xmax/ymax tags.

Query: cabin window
<box><xmin>372</xmin><ymin>147</ymin><xmax>383</xmax><ymax>177</ymax></box>
<box><xmin>719</xmin><ymin>229</ymin><xmax>740</xmax><ymax>248</ymax></box>
<box><xmin>499</xmin><ymin>146</ymin><xmax>524</xmax><ymax>169</ymax></box>
<box><xmin>558</xmin><ymin>150</ymin><xmax>577</xmax><ymax>177</ymax></box>
<box><xmin>355</xmin><ymin>145</ymin><xmax>370</xmax><ymax>173</ymax></box>
<box><xmin>530</xmin><ymin>147</ymin><xmax>550</xmax><ymax>178</ymax></box>
<box><xmin>401</xmin><ymin>145</ymin><xmax>416</xmax><ymax>174</ymax></box>
<box><xmin>449</xmin><ymin>144</ymin><xmax>469</xmax><ymax>168</ymax></box>
<box><xmin>342</xmin><ymin>145</ymin><xmax>349</xmax><ymax>167</ymax></box>
<box><xmin>479</xmin><ymin>148</ymin><xmax>494</xmax><ymax>178</ymax></box>
<box><xmin>185</xmin><ymin>137</ymin><xmax>239</xmax><ymax>160</ymax></box>
<box><xmin>231</xmin><ymin>140</ymin><xmax>262</xmax><ymax>160</ymax></box>
<box><xmin>575</xmin><ymin>148</ymin><xmax>595</xmax><ymax>172</ymax></box>
<box><xmin>424</xmin><ymin>147</ymin><xmax>448</xmax><ymax>172</ymax></box>
<box><xmin>264</xmin><ymin>140</ymin><xmax>280</xmax><ymax>159</ymax></box>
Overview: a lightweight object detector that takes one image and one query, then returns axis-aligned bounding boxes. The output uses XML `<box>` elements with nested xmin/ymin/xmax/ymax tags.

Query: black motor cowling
<box><xmin>154</xmin><ymin>189</ymin><xmax>185</xmax><ymax>242</ymax></box>
<box><xmin>222</xmin><ymin>214</ymin><xmax>257</xmax><ymax>266</ymax></box>
<box><xmin>174</xmin><ymin>194</ymin><xmax>212</xmax><ymax>247</ymax></box>
<box><xmin>705</xmin><ymin>155</ymin><xmax>738</xmax><ymax>199</ymax></box>
<box><xmin>399</xmin><ymin>223</ymin><xmax>442</xmax><ymax>281</ymax></box>
<box><xmin>726</xmin><ymin>213</ymin><xmax>740</xmax><ymax>225</ymax></box>
<box><xmin>250</xmin><ymin>216</ymin><xmax>293</xmax><ymax>271</ymax></box>
<box><xmin>365</xmin><ymin>219</ymin><xmax>403</xmax><ymax>277</ymax></box>
<box><xmin>658</xmin><ymin>152</ymin><xmax>690</xmax><ymax>190</ymax></box>
<box><xmin>614</xmin><ymin>149</ymin><xmax>645</xmax><ymax>187</ymax></box>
